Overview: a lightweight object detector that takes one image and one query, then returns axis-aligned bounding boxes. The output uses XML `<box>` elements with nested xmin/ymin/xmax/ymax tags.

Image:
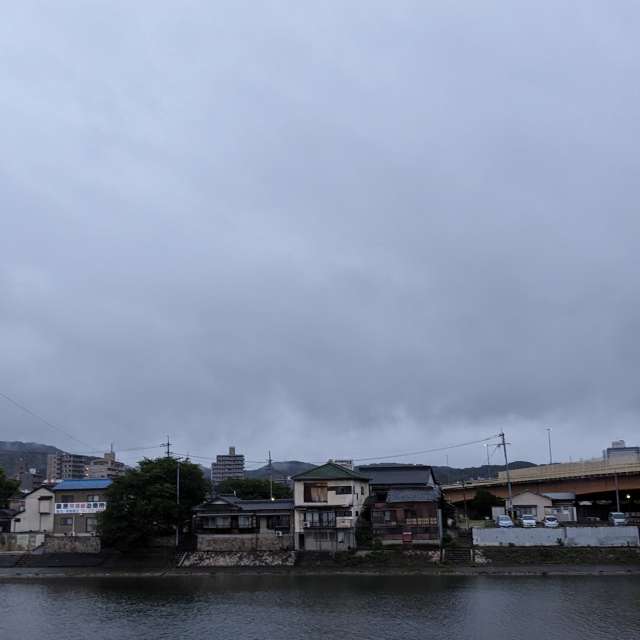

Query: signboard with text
<box><xmin>55</xmin><ymin>502</ymin><xmax>107</xmax><ymax>514</ymax></box>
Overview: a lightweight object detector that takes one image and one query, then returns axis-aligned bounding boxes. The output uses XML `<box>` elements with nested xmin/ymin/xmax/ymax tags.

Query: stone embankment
<box><xmin>180</xmin><ymin>551</ymin><xmax>296</xmax><ymax>567</ymax></box>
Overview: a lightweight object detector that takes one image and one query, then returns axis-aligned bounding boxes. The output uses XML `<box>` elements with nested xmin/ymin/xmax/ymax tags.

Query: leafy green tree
<box><xmin>99</xmin><ymin>457</ymin><xmax>208</xmax><ymax>550</ymax></box>
<box><xmin>216</xmin><ymin>478</ymin><xmax>292</xmax><ymax>500</ymax></box>
<box><xmin>0</xmin><ymin>466</ymin><xmax>20</xmax><ymax>509</ymax></box>
<box><xmin>467</xmin><ymin>489</ymin><xmax>504</xmax><ymax>518</ymax></box>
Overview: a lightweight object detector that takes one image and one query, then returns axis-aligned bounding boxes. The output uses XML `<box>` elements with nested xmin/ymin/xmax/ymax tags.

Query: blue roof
<box><xmin>53</xmin><ymin>479</ymin><xmax>113</xmax><ymax>491</ymax></box>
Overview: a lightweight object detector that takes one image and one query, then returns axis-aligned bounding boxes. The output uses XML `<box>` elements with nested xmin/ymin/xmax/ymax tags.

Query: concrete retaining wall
<box><xmin>473</xmin><ymin>526</ymin><xmax>639</xmax><ymax>547</ymax></box>
<box><xmin>565</xmin><ymin>527</ymin><xmax>639</xmax><ymax>546</ymax></box>
<box><xmin>43</xmin><ymin>535</ymin><xmax>101</xmax><ymax>553</ymax></box>
<box><xmin>197</xmin><ymin>533</ymin><xmax>293</xmax><ymax>552</ymax></box>
<box><xmin>0</xmin><ymin>532</ymin><xmax>45</xmax><ymax>552</ymax></box>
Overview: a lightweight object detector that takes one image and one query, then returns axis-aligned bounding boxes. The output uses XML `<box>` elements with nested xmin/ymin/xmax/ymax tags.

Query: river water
<box><xmin>1</xmin><ymin>574</ymin><xmax>639</xmax><ymax>640</ymax></box>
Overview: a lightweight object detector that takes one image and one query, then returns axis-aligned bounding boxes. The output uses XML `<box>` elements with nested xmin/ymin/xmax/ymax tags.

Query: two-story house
<box><xmin>358</xmin><ymin>464</ymin><xmax>442</xmax><ymax>546</ymax></box>
<box><xmin>292</xmin><ymin>462</ymin><xmax>369</xmax><ymax>551</ymax></box>
<box><xmin>51</xmin><ymin>479</ymin><xmax>112</xmax><ymax>535</ymax></box>
<box><xmin>10</xmin><ymin>486</ymin><xmax>55</xmax><ymax>533</ymax></box>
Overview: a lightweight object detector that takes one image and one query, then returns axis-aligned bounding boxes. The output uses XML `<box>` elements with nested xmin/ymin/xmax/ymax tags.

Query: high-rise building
<box><xmin>211</xmin><ymin>446</ymin><xmax>245</xmax><ymax>485</ymax></box>
<box><xmin>604</xmin><ymin>440</ymin><xmax>640</xmax><ymax>464</ymax></box>
<box><xmin>87</xmin><ymin>450</ymin><xmax>127</xmax><ymax>479</ymax></box>
<box><xmin>46</xmin><ymin>453</ymin><xmax>95</xmax><ymax>483</ymax></box>
<box><xmin>14</xmin><ymin>458</ymin><xmax>44</xmax><ymax>492</ymax></box>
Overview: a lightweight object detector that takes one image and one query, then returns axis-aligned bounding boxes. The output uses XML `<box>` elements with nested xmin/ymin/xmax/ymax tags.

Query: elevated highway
<box><xmin>443</xmin><ymin>459</ymin><xmax>640</xmax><ymax>503</ymax></box>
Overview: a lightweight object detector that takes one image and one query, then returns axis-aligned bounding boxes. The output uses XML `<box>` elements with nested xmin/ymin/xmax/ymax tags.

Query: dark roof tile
<box><xmin>292</xmin><ymin>462</ymin><xmax>369</xmax><ymax>481</ymax></box>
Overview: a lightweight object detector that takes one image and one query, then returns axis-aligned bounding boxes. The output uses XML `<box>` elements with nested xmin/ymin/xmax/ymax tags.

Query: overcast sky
<box><xmin>2</xmin><ymin>3</ymin><xmax>640</xmax><ymax>470</ymax></box>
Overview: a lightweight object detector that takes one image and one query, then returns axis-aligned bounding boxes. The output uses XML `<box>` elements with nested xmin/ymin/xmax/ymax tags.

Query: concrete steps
<box><xmin>443</xmin><ymin>547</ymin><xmax>473</xmax><ymax>564</ymax></box>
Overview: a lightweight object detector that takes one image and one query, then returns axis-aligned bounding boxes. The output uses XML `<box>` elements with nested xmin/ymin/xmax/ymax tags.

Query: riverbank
<box><xmin>2</xmin><ymin>545</ymin><xmax>639</xmax><ymax>580</ymax></box>
<box><xmin>2</xmin><ymin>563</ymin><xmax>640</xmax><ymax>580</ymax></box>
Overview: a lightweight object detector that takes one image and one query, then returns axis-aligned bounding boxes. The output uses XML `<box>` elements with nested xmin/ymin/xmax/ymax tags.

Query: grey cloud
<box><xmin>1</xmin><ymin>3</ymin><xmax>640</xmax><ymax>468</ymax></box>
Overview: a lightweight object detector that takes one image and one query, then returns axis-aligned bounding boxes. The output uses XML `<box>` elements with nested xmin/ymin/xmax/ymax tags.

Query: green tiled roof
<box><xmin>291</xmin><ymin>462</ymin><xmax>369</xmax><ymax>481</ymax></box>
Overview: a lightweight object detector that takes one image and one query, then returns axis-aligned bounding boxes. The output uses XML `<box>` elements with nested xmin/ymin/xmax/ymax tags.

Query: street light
<box><xmin>546</xmin><ymin>427</ymin><xmax>553</xmax><ymax>465</ymax></box>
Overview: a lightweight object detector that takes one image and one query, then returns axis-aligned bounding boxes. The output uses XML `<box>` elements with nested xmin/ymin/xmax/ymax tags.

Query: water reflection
<box><xmin>1</xmin><ymin>575</ymin><xmax>639</xmax><ymax>640</ymax></box>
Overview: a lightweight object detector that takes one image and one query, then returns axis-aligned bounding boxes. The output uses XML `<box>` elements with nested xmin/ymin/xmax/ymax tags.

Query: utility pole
<box><xmin>499</xmin><ymin>432</ymin><xmax>513</xmax><ymax>518</ymax></box>
<box><xmin>268</xmin><ymin>450</ymin><xmax>274</xmax><ymax>501</ymax></box>
<box><xmin>164</xmin><ymin>435</ymin><xmax>172</xmax><ymax>458</ymax></box>
<box><xmin>615</xmin><ymin>473</ymin><xmax>621</xmax><ymax>512</ymax></box>
<box><xmin>175</xmin><ymin>458</ymin><xmax>181</xmax><ymax>548</ymax></box>
<box><xmin>484</xmin><ymin>444</ymin><xmax>491</xmax><ymax>476</ymax></box>
<box><xmin>546</xmin><ymin>427</ymin><xmax>553</xmax><ymax>465</ymax></box>
<box><xmin>461</xmin><ymin>479</ymin><xmax>469</xmax><ymax>530</ymax></box>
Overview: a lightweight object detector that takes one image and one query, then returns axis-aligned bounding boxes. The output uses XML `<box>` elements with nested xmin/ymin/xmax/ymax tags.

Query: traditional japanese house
<box><xmin>193</xmin><ymin>495</ymin><xmax>294</xmax><ymax>551</ymax></box>
<box><xmin>358</xmin><ymin>464</ymin><xmax>442</xmax><ymax>545</ymax></box>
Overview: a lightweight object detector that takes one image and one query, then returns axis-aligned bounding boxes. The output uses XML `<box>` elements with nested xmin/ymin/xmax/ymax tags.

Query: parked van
<box><xmin>608</xmin><ymin>512</ymin><xmax>627</xmax><ymax>526</ymax></box>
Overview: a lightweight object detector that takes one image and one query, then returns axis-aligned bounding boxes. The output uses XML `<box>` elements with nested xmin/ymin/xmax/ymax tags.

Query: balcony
<box><xmin>303</xmin><ymin>521</ymin><xmax>336</xmax><ymax>529</ymax></box>
<box><xmin>372</xmin><ymin>525</ymin><xmax>439</xmax><ymax>536</ymax></box>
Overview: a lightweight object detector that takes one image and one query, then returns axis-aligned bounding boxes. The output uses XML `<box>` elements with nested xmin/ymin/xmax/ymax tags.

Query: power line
<box><xmin>0</xmin><ymin>391</ymin><xmax>95</xmax><ymax>450</ymax></box>
<box><xmin>174</xmin><ymin>433</ymin><xmax>501</xmax><ymax>468</ymax></box>
<box><xmin>350</xmin><ymin>434</ymin><xmax>501</xmax><ymax>463</ymax></box>
<box><xmin>75</xmin><ymin>444</ymin><xmax>166</xmax><ymax>455</ymax></box>
<box><xmin>172</xmin><ymin>451</ymin><xmax>268</xmax><ymax>464</ymax></box>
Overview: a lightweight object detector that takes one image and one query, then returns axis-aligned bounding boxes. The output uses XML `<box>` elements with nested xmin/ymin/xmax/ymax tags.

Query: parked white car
<box><xmin>608</xmin><ymin>512</ymin><xmax>627</xmax><ymax>526</ymax></box>
<box><xmin>543</xmin><ymin>515</ymin><xmax>560</xmax><ymax>528</ymax></box>
<box><xmin>519</xmin><ymin>514</ymin><xmax>537</xmax><ymax>528</ymax></box>
<box><xmin>497</xmin><ymin>515</ymin><xmax>514</xmax><ymax>528</ymax></box>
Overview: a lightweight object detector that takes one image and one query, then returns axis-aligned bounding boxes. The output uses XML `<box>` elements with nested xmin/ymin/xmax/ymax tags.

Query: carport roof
<box><xmin>542</xmin><ymin>492</ymin><xmax>576</xmax><ymax>501</ymax></box>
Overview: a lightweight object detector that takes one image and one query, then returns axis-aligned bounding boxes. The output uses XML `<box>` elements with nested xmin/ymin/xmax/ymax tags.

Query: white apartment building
<box><xmin>292</xmin><ymin>462</ymin><xmax>369</xmax><ymax>551</ymax></box>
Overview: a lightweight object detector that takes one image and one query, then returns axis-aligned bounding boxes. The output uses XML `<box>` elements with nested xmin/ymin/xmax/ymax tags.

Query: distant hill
<box><xmin>0</xmin><ymin>441</ymin><xmax>537</xmax><ymax>486</ymax></box>
<box><xmin>246</xmin><ymin>460</ymin><xmax>315</xmax><ymax>482</ymax></box>
<box><xmin>245</xmin><ymin>459</ymin><xmax>536</xmax><ymax>484</ymax></box>
<box><xmin>431</xmin><ymin>461</ymin><xmax>536</xmax><ymax>484</ymax></box>
<box><xmin>0</xmin><ymin>441</ymin><xmax>62</xmax><ymax>476</ymax></box>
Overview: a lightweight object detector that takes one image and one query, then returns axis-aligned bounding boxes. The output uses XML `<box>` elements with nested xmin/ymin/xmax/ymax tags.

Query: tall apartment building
<box><xmin>87</xmin><ymin>450</ymin><xmax>127</xmax><ymax>479</ymax></box>
<box><xmin>604</xmin><ymin>440</ymin><xmax>640</xmax><ymax>464</ymax></box>
<box><xmin>211</xmin><ymin>446</ymin><xmax>245</xmax><ymax>485</ymax></box>
<box><xmin>46</xmin><ymin>453</ymin><xmax>95</xmax><ymax>483</ymax></box>
<box><xmin>14</xmin><ymin>458</ymin><xmax>44</xmax><ymax>492</ymax></box>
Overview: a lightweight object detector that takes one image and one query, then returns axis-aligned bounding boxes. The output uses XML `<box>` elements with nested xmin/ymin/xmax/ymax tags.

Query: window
<box><xmin>331</xmin><ymin>486</ymin><xmax>352</xmax><ymax>495</ymax></box>
<box><xmin>267</xmin><ymin>515</ymin><xmax>290</xmax><ymax>530</ymax></box>
<box><xmin>86</xmin><ymin>495</ymin><xmax>101</xmax><ymax>502</ymax></box>
<box><xmin>335</xmin><ymin>509</ymin><xmax>352</xmax><ymax>517</ymax></box>
<box><xmin>361</xmin><ymin>486</ymin><xmax>365</xmax><ymax>495</ymax></box>
<box><xmin>238</xmin><ymin>515</ymin><xmax>254</xmax><ymax>529</ymax></box>
<box><xmin>204</xmin><ymin>516</ymin><xmax>232</xmax><ymax>529</ymax></box>
<box><xmin>304</xmin><ymin>511</ymin><xmax>336</xmax><ymax>527</ymax></box>
<box><xmin>60</xmin><ymin>517</ymin><xmax>73</xmax><ymax>526</ymax></box>
<box><xmin>61</xmin><ymin>495</ymin><xmax>74</xmax><ymax>504</ymax></box>
<box><xmin>304</xmin><ymin>483</ymin><xmax>328</xmax><ymax>503</ymax></box>
<box><xmin>86</xmin><ymin>517</ymin><xmax>98</xmax><ymax>533</ymax></box>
